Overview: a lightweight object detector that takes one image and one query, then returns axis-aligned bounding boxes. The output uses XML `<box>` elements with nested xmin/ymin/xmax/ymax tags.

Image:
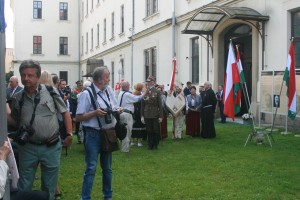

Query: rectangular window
<box><xmin>103</xmin><ymin>18</ymin><xmax>106</xmax><ymax>42</ymax></box>
<box><xmin>191</xmin><ymin>37</ymin><xmax>199</xmax><ymax>83</ymax></box>
<box><xmin>86</xmin><ymin>32</ymin><xmax>88</xmax><ymax>53</ymax></box>
<box><xmin>111</xmin><ymin>12</ymin><xmax>115</xmax><ymax>38</ymax></box>
<box><xmin>86</xmin><ymin>0</ymin><xmax>88</xmax><ymax>16</ymax></box>
<box><xmin>91</xmin><ymin>28</ymin><xmax>93</xmax><ymax>50</ymax></box>
<box><xmin>33</xmin><ymin>1</ymin><xmax>42</xmax><ymax>19</ymax></box>
<box><xmin>111</xmin><ymin>61</ymin><xmax>115</xmax><ymax>88</ymax></box>
<box><xmin>97</xmin><ymin>23</ymin><xmax>100</xmax><ymax>46</ymax></box>
<box><xmin>146</xmin><ymin>0</ymin><xmax>158</xmax><ymax>17</ymax></box>
<box><xmin>59</xmin><ymin>2</ymin><xmax>68</xmax><ymax>20</ymax></box>
<box><xmin>81</xmin><ymin>2</ymin><xmax>84</xmax><ymax>20</ymax></box>
<box><xmin>33</xmin><ymin>36</ymin><xmax>42</xmax><ymax>54</ymax></box>
<box><xmin>59</xmin><ymin>37</ymin><xmax>68</xmax><ymax>55</ymax></box>
<box><xmin>59</xmin><ymin>71</ymin><xmax>68</xmax><ymax>84</ymax></box>
<box><xmin>81</xmin><ymin>35</ymin><xmax>84</xmax><ymax>55</ymax></box>
<box><xmin>144</xmin><ymin>47</ymin><xmax>157</xmax><ymax>79</ymax></box>
<box><xmin>292</xmin><ymin>10</ymin><xmax>300</xmax><ymax>69</ymax></box>
<box><xmin>120</xmin><ymin>5</ymin><xmax>124</xmax><ymax>33</ymax></box>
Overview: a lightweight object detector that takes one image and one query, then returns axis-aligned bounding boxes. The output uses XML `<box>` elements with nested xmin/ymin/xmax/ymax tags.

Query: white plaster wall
<box><xmin>14</xmin><ymin>0</ymin><xmax>80</xmax><ymax>87</ymax></box>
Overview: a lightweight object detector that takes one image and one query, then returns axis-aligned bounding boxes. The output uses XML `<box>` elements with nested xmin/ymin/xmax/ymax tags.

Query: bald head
<box><xmin>9</xmin><ymin>76</ymin><xmax>19</xmax><ymax>89</ymax></box>
<box><xmin>121</xmin><ymin>81</ymin><xmax>130</xmax><ymax>91</ymax></box>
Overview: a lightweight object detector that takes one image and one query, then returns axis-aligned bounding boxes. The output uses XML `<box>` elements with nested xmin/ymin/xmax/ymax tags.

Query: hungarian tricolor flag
<box><xmin>283</xmin><ymin>40</ymin><xmax>296</xmax><ymax>119</ymax></box>
<box><xmin>234</xmin><ymin>45</ymin><xmax>246</xmax><ymax>114</ymax></box>
<box><xmin>168</xmin><ymin>57</ymin><xmax>176</xmax><ymax>92</ymax></box>
<box><xmin>224</xmin><ymin>41</ymin><xmax>241</xmax><ymax>120</ymax></box>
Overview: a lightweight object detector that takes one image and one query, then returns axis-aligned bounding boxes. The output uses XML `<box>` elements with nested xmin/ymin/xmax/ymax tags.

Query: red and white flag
<box><xmin>224</xmin><ymin>41</ymin><xmax>241</xmax><ymax>120</ymax></box>
<box><xmin>283</xmin><ymin>40</ymin><xmax>296</xmax><ymax>119</ymax></box>
<box><xmin>168</xmin><ymin>57</ymin><xmax>176</xmax><ymax>92</ymax></box>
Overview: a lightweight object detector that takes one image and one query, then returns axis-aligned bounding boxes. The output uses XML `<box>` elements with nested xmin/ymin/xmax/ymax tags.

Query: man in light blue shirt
<box><xmin>76</xmin><ymin>66</ymin><xmax>120</xmax><ymax>200</ymax></box>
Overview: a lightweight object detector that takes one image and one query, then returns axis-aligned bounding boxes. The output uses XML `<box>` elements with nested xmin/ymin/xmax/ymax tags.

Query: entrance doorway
<box><xmin>224</xmin><ymin>24</ymin><xmax>252</xmax><ymax>115</ymax></box>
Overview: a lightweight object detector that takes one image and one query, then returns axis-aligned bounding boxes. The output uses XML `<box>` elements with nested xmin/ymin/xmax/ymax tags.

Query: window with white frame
<box><xmin>120</xmin><ymin>5</ymin><xmax>124</xmax><ymax>33</ymax></box>
<box><xmin>81</xmin><ymin>35</ymin><xmax>84</xmax><ymax>55</ymax></box>
<box><xmin>59</xmin><ymin>37</ymin><xmax>68</xmax><ymax>55</ymax></box>
<box><xmin>191</xmin><ymin>37</ymin><xmax>199</xmax><ymax>83</ymax></box>
<box><xmin>111</xmin><ymin>61</ymin><xmax>115</xmax><ymax>88</ymax></box>
<box><xmin>146</xmin><ymin>0</ymin><xmax>158</xmax><ymax>17</ymax></box>
<box><xmin>91</xmin><ymin>28</ymin><xmax>93</xmax><ymax>50</ymax></box>
<box><xmin>97</xmin><ymin>23</ymin><xmax>100</xmax><ymax>46</ymax></box>
<box><xmin>86</xmin><ymin>0</ymin><xmax>88</xmax><ymax>16</ymax></box>
<box><xmin>59</xmin><ymin>2</ymin><xmax>68</xmax><ymax>20</ymax></box>
<box><xmin>33</xmin><ymin>1</ymin><xmax>42</xmax><ymax>19</ymax></box>
<box><xmin>86</xmin><ymin>32</ymin><xmax>88</xmax><ymax>53</ymax></box>
<box><xmin>111</xmin><ymin>12</ymin><xmax>115</xmax><ymax>38</ymax></box>
<box><xmin>292</xmin><ymin>10</ymin><xmax>300</xmax><ymax>69</ymax></box>
<box><xmin>33</xmin><ymin>36</ymin><xmax>42</xmax><ymax>54</ymax></box>
<box><xmin>103</xmin><ymin>18</ymin><xmax>106</xmax><ymax>42</ymax></box>
<box><xmin>144</xmin><ymin>47</ymin><xmax>157</xmax><ymax>79</ymax></box>
<box><xmin>81</xmin><ymin>2</ymin><xmax>84</xmax><ymax>20</ymax></box>
<box><xmin>59</xmin><ymin>71</ymin><xmax>68</xmax><ymax>84</ymax></box>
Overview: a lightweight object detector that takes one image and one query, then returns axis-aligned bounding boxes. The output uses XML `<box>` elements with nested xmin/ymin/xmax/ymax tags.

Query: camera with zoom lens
<box><xmin>17</xmin><ymin>124</ymin><xmax>35</xmax><ymax>145</ymax></box>
<box><xmin>64</xmin><ymin>85</ymin><xmax>71</xmax><ymax>96</ymax></box>
<box><xmin>103</xmin><ymin>108</ymin><xmax>113</xmax><ymax>124</ymax></box>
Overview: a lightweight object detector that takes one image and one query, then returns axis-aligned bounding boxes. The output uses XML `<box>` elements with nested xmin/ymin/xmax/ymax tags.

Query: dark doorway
<box><xmin>224</xmin><ymin>24</ymin><xmax>252</xmax><ymax>116</ymax></box>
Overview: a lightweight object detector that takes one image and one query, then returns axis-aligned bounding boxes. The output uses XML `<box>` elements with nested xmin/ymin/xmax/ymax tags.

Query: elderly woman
<box><xmin>131</xmin><ymin>83</ymin><xmax>146</xmax><ymax>147</ymax></box>
<box><xmin>185</xmin><ymin>86</ymin><xmax>202</xmax><ymax>137</ymax></box>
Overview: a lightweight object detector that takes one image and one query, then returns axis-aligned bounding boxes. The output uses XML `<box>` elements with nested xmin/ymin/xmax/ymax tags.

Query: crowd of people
<box><xmin>3</xmin><ymin>59</ymin><xmax>227</xmax><ymax>200</ymax></box>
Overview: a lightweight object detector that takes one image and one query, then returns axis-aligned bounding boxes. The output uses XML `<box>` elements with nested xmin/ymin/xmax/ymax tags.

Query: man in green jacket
<box><xmin>141</xmin><ymin>75</ymin><xmax>163</xmax><ymax>150</ymax></box>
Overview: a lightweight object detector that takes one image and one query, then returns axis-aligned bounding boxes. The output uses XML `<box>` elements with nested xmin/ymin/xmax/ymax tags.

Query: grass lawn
<box><xmin>34</xmin><ymin>119</ymin><xmax>300</xmax><ymax>199</ymax></box>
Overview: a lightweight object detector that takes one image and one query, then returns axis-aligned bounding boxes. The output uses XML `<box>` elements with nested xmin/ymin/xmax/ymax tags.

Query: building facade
<box><xmin>79</xmin><ymin>0</ymin><xmax>300</xmax><ymax>127</ymax></box>
<box><xmin>13</xmin><ymin>0</ymin><xmax>300</xmax><ymax>126</ymax></box>
<box><xmin>13</xmin><ymin>0</ymin><xmax>80</xmax><ymax>86</ymax></box>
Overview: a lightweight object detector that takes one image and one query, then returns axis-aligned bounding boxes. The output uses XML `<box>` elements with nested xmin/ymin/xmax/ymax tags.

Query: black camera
<box><xmin>103</xmin><ymin>108</ymin><xmax>113</xmax><ymax>124</ymax></box>
<box><xmin>17</xmin><ymin>124</ymin><xmax>35</xmax><ymax>145</ymax></box>
<box><xmin>64</xmin><ymin>85</ymin><xmax>71</xmax><ymax>96</ymax></box>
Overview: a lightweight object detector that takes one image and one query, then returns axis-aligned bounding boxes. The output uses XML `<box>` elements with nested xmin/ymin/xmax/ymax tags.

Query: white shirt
<box><xmin>117</xmin><ymin>90</ymin><xmax>141</xmax><ymax>113</ymax></box>
<box><xmin>76</xmin><ymin>84</ymin><xmax>118</xmax><ymax>129</ymax></box>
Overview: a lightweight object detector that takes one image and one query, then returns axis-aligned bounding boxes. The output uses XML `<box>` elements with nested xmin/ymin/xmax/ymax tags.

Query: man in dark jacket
<box><xmin>201</xmin><ymin>81</ymin><xmax>217</xmax><ymax>138</ymax></box>
<box><xmin>141</xmin><ymin>75</ymin><xmax>163</xmax><ymax>150</ymax></box>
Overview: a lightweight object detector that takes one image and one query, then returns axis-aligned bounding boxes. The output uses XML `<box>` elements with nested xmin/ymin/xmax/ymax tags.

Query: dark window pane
<box><xmin>33</xmin><ymin>36</ymin><xmax>42</xmax><ymax>54</ymax></box>
<box><xmin>191</xmin><ymin>38</ymin><xmax>199</xmax><ymax>83</ymax></box>
<box><xmin>33</xmin><ymin>1</ymin><xmax>42</xmax><ymax>19</ymax></box>
<box><xmin>293</xmin><ymin>12</ymin><xmax>300</xmax><ymax>25</ymax></box>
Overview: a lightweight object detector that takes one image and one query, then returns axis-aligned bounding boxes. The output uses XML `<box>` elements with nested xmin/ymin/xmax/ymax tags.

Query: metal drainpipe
<box><xmin>172</xmin><ymin>0</ymin><xmax>176</xmax><ymax>59</ymax></box>
<box><xmin>78</xmin><ymin>0</ymin><xmax>81</xmax><ymax>80</ymax></box>
<box><xmin>207</xmin><ymin>34</ymin><xmax>209</xmax><ymax>81</ymax></box>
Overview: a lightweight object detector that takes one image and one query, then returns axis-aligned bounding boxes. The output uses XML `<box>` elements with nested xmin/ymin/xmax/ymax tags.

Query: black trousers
<box><xmin>145</xmin><ymin>118</ymin><xmax>160</xmax><ymax>149</ymax></box>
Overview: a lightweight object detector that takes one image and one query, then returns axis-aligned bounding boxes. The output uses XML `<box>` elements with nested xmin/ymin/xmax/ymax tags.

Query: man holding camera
<box><xmin>7</xmin><ymin>60</ymin><xmax>73</xmax><ymax>200</ymax></box>
<box><xmin>76</xmin><ymin>66</ymin><xmax>121</xmax><ymax>200</ymax></box>
<box><xmin>58</xmin><ymin>79</ymin><xmax>70</xmax><ymax>106</ymax></box>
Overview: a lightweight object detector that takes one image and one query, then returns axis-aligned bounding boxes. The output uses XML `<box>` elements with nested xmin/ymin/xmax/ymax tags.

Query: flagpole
<box><xmin>235</xmin><ymin>45</ymin><xmax>257</xmax><ymax>146</ymax></box>
<box><xmin>269</xmin><ymin>78</ymin><xmax>284</xmax><ymax>140</ymax></box>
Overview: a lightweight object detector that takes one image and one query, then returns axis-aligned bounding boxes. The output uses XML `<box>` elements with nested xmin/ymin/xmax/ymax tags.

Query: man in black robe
<box><xmin>201</xmin><ymin>81</ymin><xmax>217</xmax><ymax>138</ymax></box>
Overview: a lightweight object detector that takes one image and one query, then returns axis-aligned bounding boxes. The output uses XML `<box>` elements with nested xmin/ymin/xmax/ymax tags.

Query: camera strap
<box><xmin>86</xmin><ymin>86</ymin><xmax>102</xmax><ymax>129</ymax></box>
<box><xmin>19</xmin><ymin>85</ymin><xmax>42</xmax><ymax>126</ymax></box>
